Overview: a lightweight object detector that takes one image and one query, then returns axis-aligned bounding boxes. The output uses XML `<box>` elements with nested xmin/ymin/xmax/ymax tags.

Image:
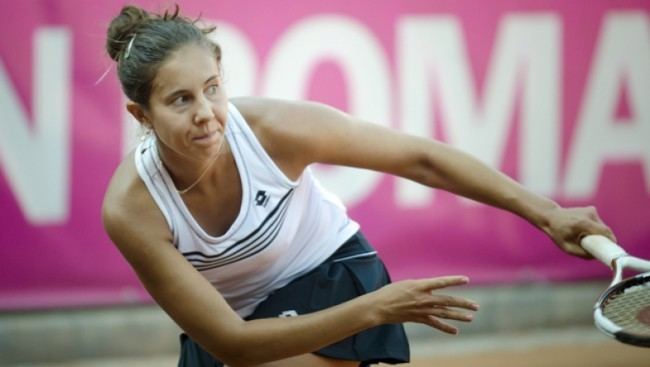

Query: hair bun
<box><xmin>106</xmin><ymin>6</ymin><xmax>152</xmax><ymax>61</ymax></box>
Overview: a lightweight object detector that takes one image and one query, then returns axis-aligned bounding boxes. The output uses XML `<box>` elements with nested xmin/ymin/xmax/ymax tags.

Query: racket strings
<box><xmin>602</xmin><ymin>281</ymin><xmax>650</xmax><ymax>336</ymax></box>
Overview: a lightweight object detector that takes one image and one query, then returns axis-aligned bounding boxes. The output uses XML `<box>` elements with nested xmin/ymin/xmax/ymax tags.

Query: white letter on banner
<box><xmin>0</xmin><ymin>28</ymin><xmax>71</xmax><ymax>224</ymax></box>
<box><xmin>262</xmin><ymin>15</ymin><xmax>390</xmax><ymax>206</ymax></box>
<box><xmin>208</xmin><ymin>22</ymin><xmax>258</xmax><ymax>97</ymax></box>
<box><xmin>122</xmin><ymin>22</ymin><xmax>258</xmax><ymax>155</ymax></box>
<box><xmin>564</xmin><ymin>12</ymin><xmax>650</xmax><ymax>198</ymax></box>
<box><xmin>397</xmin><ymin>15</ymin><xmax>560</xmax><ymax>207</ymax></box>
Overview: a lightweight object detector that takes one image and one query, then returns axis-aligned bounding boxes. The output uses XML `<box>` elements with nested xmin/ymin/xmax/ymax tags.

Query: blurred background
<box><xmin>1</xmin><ymin>0</ymin><xmax>649</xmax><ymax>365</ymax></box>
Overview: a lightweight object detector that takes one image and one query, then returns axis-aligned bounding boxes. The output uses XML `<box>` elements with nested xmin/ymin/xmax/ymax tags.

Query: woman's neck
<box><xmin>156</xmin><ymin>139</ymin><xmax>229</xmax><ymax>195</ymax></box>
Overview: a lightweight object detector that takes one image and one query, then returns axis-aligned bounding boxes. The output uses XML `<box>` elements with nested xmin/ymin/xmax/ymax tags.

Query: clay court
<box><xmin>7</xmin><ymin>327</ymin><xmax>648</xmax><ymax>366</ymax></box>
<box><xmin>407</xmin><ymin>330</ymin><xmax>649</xmax><ymax>367</ymax></box>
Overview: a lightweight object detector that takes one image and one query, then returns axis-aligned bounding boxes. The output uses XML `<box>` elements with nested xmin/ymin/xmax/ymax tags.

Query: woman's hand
<box><xmin>368</xmin><ymin>276</ymin><xmax>479</xmax><ymax>335</ymax></box>
<box><xmin>541</xmin><ymin>205</ymin><xmax>616</xmax><ymax>259</ymax></box>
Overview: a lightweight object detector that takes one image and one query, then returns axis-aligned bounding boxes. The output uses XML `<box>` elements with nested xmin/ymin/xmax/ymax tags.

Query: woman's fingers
<box><xmin>562</xmin><ymin>242</ymin><xmax>592</xmax><ymax>259</ymax></box>
<box><xmin>545</xmin><ymin>205</ymin><xmax>618</xmax><ymax>259</ymax></box>
<box><xmin>413</xmin><ymin>306</ymin><xmax>475</xmax><ymax>322</ymax></box>
<box><xmin>376</xmin><ymin>276</ymin><xmax>479</xmax><ymax>332</ymax></box>
<box><xmin>420</xmin><ymin>275</ymin><xmax>470</xmax><ymax>291</ymax></box>
<box><xmin>423</xmin><ymin>315</ymin><xmax>460</xmax><ymax>335</ymax></box>
<box><xmin>417</xmin><ymin>278</ymin><xmax>478</xmax><ymax>331</ymax></box>
<box><xmin>415</xmin><ymin>276</ymin><xmax>480</xmax><ymax>311</ymax></box>
<box><xmin>428</xmin><ymin>294</ymin><xmax>480</xmax><ymax>311</ymax></box>
<box><xmin>421</xmin><ymin>306</ymin><xmax>476</xmax><ymax>334</ymax></box>
<box><xmin>429</xmin><ymin>306</ymin><xmax>475</xmax><ymax>322</ymax></box>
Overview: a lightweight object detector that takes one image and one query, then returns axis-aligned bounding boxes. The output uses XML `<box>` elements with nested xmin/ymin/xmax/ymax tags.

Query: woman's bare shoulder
<box><xmin>103</xmin><ymin>152</ymin><xmax>143</xmax><ymax>215</ymax></box>
<box><xmin>230</xmin><ymin>96</ymin><xmax>283</xmax><ymax>128</ymax></box>
<box><xmin>102</xmin><ymin>151</ymin><xmax>171</xmax><ymax>246</ymax></box>
<box><xmin>230</xmin><ymin>97</ymin><xmax>326</xmax><ymax>179</ymax></box>
<box><xmin>230</xmin><ymin>96</ymin><xmax>317</xmax><ymax>129</ymax></box>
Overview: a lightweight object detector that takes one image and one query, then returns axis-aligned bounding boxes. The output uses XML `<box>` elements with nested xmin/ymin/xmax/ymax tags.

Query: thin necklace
<box><xmin>176</xmin><ymin>139</ymin><xmax>227</xmax><ymax>195</ymax></box>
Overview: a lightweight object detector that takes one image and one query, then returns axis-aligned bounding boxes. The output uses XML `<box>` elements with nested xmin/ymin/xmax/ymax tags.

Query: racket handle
<box><xmin>580</xmin><ymin>235</ymin><xmax>627</xmax><ymax>268</ymax></box>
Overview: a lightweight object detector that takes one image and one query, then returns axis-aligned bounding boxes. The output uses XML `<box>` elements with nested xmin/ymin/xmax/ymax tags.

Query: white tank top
<box><xmin>134</xmin><ymin>102</ymin><xmax>359</xmax><ymax>317</ymax></box>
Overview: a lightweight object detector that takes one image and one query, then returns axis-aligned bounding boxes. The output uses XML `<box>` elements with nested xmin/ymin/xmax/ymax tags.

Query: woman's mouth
<box><xmin>192</xmin><ymin>130</ymin><xmax>218</xmax><ymax>144</ymax></box>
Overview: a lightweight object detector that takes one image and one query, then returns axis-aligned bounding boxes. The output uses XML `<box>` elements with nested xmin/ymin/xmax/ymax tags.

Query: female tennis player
<box><xmin>101</xmin><ymin>5</ymin><xmax>615</xmax><ymax>367</ymax></box>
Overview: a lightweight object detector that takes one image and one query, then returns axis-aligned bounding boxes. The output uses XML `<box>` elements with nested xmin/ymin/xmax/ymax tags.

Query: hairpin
<box><xmin>124</xmin><ymin>34</ymin><xmax>137</xmax><ymax>60</ymax></box>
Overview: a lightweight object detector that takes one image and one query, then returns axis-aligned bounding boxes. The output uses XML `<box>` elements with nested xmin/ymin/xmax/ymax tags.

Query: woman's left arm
<box><xmin>235</xmin><ymin>98</ymin><xmax>615</xmax><ymax>258</ymax></box>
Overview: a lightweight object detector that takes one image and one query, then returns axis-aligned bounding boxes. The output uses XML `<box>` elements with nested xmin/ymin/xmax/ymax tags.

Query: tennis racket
<box><xmin>581</xmin><ymin>235</ymin><xmax>650</xmax><ymax>347</ymax></box>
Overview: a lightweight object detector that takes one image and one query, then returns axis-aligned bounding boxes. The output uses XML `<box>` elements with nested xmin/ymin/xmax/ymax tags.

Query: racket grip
<box><xmin>580</xmin><ymin>235</ymin><xmax>627</xmax><ymax>268</ymax></box>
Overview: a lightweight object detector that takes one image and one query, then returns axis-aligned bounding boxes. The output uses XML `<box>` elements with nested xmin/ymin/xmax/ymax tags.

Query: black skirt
<box><xmin>178</xmin><ymin>232</ymin><xmax>410</xmax><ymax>366</ymax></box>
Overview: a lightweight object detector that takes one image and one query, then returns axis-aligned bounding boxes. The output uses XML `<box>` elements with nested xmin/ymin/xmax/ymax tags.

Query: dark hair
<box><xmin>106</xmin><ymin>5</ymin><xmax>221</xmax><ymax>107</ymax></box>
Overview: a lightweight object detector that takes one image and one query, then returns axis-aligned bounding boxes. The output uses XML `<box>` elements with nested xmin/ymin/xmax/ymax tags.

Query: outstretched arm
<box><xmin>237</xmin><ymin>98</ymin><xmax>615</xmax><ymax>258</ymax></box>
<box><xmin>102</xmin><ymin>156</ymin><xmax>477</xmax><ymax>367</ymax></box>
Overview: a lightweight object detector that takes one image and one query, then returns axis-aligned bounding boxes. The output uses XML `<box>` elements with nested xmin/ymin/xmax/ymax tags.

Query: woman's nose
<box><xmin>193</xmin><ymin>97</ymin><xmax>214</xmax><ymax>124</ymax></box>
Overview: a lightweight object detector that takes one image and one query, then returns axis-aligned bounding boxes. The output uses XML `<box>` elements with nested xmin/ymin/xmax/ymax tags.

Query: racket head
<box><xmin>593</xmin><ymin>272</ymin><xmax>650</xmax><ymax>347</ymax></box>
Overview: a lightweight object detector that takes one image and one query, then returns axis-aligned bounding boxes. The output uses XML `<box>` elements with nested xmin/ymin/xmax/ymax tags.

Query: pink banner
<box><xmin>1</xmin><ymin>0</ymin><xmax>649</xmax><ymax>310</ymax></box>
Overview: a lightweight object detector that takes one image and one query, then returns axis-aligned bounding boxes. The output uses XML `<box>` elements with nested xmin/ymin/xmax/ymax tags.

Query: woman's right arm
<box><xmin>102</xmin><ymin>157</ymin><xmax>478</xmax><ymax>367</ymax></box>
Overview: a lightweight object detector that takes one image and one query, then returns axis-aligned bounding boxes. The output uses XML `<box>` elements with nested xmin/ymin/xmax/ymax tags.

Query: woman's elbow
<box><xmin>201</xmin><ymin>326</ymin><xmax>271</xmax><ymax>366</ymax></box>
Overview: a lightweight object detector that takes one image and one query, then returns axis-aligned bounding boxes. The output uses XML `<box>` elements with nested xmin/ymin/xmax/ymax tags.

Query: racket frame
<box><xmin>592</xmin><ymin>271</ymin><xmax>650</xmax><ymax>347</ymax></box>
<box><xmin>581</xmin><ymin>235</ymin><xmax>650</xmax><ymax>347</ymax></box>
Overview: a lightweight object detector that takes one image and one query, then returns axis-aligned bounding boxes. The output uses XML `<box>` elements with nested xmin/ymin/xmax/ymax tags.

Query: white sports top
<box><xmin>134</xmin><ymin>102</ymin><xmax>359</xmax><ymax>317</ymax></box>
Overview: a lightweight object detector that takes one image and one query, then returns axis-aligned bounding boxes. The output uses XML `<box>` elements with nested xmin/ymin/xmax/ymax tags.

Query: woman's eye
<box><xmin>206</xmin><ymin>85</ymin><xmax>219</xmax><ymax>95</ymax></box>
<box><xmin>172</xmin><ymin>95</ymin><xmax>189</xmax><ymax>106</ymax></box>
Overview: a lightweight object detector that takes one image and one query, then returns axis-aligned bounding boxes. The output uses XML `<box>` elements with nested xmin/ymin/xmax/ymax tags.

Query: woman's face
<box><xmin>145</xmin><ymin>43</ymin><xmax>228</xmax><ymax>162</ymax></box>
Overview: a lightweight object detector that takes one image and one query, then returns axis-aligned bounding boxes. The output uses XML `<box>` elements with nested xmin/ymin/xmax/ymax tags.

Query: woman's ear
<box><xmin>126</xmin><ymin>101</ymin><xmax>151</xmax><ymax>129</ymax></box>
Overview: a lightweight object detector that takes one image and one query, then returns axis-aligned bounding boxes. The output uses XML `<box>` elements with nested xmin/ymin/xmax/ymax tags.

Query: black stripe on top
<box><xmin>182</xmin><ymin>188</ymin><xmax>294</xmax><ymax>270</ymax></box>
<box><xmin>194</xmin><ymin>199</ymin><xmax>290</xmax><ymax>271</ymax></box>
